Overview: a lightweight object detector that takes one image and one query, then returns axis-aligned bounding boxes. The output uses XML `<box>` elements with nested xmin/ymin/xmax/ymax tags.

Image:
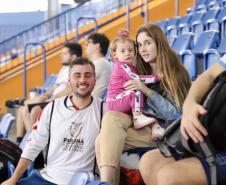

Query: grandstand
<box><xmin>0</xmin><ymin>0</ymin><xmax>193</xmax><ymax>114</ymax></box>
<box><xmin>3</xmin><ymin>0</ymin><xmax>226</xmax><ymax>184</ymax></box>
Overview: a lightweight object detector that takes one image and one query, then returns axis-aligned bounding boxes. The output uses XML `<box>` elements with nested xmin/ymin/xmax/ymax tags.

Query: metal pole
<box><xmin>64</xmin><ymin>13</ymin><xmax>68</xmax><ymax>42</ymax></box>
<box><xmin>176</xmin><ymin>0</ymin><xmax>179</xmax><ymax>16</ymax></box>
<box><xmin>23</xmin><ymin>43</ymin><xmax>46</xmax><ymax>97</ymax></box>
<box><xmin>145</xmin><ymin>0</ymin><xmax>149</xmax><ymax>25</ymax></box>
<box><xmin>126</xmin><ymin>0</ymin><xmax>130</xmax><ymax>31</ymax></box>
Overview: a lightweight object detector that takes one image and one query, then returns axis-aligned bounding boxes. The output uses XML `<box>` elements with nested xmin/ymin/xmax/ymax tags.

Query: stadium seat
<box><xmin>156</xmin><ymin>19</ymin><xmax>168</xmax><ymax>33</ymax></box>
<box><xmin>221</xmin><ymin>0</ymin><xmax>226</xmax><ymax>7</ymax></box>
<box><xmin>181</xmin><ymin>50</ymin><xmax>197</xmax><ymax>80</ymax></box>
<box><xmin>190</xmin><ymin>12</ymin><xmax>205</xmax><ymax>44</ymax></box>
<box><xmin>187</xmin><ymin>7</ymin><xmax>194</xmax><ymax>16</ymax></box>
<box><xmin>203</xmin><ymin>49</ymin><xmax>221</xmax><ymax>70</ymax></box>
<box><xmin>217</xmin><ymin>7</ymin><xmax>226</xmax><ymax>38</ymax></box>
<box><xmin>192</xmin><ymin>30</ymin><xmax>219</xmax><ymax>55</ymax></box>
<box><xmin>208</xmin><ymin>0</ymin><xmax>220</xmax><ymax>10</ymax></box>
<box><xmin>0</xmin><ymin>113</ymin><xmax>15</xmax><ymax>138</ymax></box>
<box><xmin>34</xmin><ymin>74</ymin><xmax>57</xmax><ymax>94</ymax></box>
<box><xmin>167</xmin><ymin>36</ymin><xmax>177</xmax><ymax>47</ymax></box>
<box><xmin>203</xmin><ymin>8</ymin><xmax>220</xmax><ymax>31</ymax></box>
<box><xmin>195</xmin><ymin>2</ymin><xmax>207</xmax><ymax>13</ymax></box>
<box><xmin>166</xmin><ymin>18</ymin><xmax>179</xmax><ymax>37</ymax></box>
<box><xmin>217</xmin><ymin>35</ymin><xmax>226</xmax><ymax>54</ymax></box>
<box><xmin>172</xmin><ymin>33</ymin><xmax>194</xmax><ymax>55</ymax></box>
<box><xmin>178</xmin><ymin>15</ymin><xmax>192</xmax><ymax>35</ymax></box>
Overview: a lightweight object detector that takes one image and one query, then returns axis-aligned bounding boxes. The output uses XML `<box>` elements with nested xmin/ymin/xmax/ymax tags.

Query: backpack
<box><xmin>157</xmin><ymin>71</ymin><xmax>226</xmax><ymax>185</ymax></box>
<box><xmin>0</xmin><ymin>138</ymin><xmax>22</xmax><ymax>183</ymax></box>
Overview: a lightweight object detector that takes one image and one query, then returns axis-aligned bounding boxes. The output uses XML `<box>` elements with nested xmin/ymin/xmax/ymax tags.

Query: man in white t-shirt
<box><xmin>14</xmin><ymin>43</ymin><xmax>82</xmax><ymax>144</ymax></box>
<box><xmin>2</xmin><ymin>57</ymin><xmax>103</xmax><ymax>185</ymax></box>
<box><xmin>85</xmin><ymin>32</ymin><xmax>112</xmax><ymax>99</ymax></box>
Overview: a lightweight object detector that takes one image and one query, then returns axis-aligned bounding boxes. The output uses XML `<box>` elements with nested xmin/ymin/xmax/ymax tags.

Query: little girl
<box><xmin>107</xmin><ymin>30</ymin><xmax>164</xmax><ymax>136</ymax></box>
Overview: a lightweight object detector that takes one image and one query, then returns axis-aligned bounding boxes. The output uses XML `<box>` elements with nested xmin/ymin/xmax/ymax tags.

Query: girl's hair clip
<box><xmin>117</xmin><ymin>29</ymin><xmax>130</xmax><ymax>37</ymax></box>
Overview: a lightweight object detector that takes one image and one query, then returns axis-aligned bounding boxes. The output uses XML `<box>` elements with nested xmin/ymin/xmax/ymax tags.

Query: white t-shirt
<box><xmin>92</xmin><ymin>57</ymin><xmax>112</xmax><ymax>99</ymax></box>
<box><xmin>21</xmin><ymin>96</ymin><xmax>102</xmax><ymax>185</ymax></box>
<box><xmin>53</xmin><ymin>66</ymin><xmax>69</xmax><ymax>96</ymax></box>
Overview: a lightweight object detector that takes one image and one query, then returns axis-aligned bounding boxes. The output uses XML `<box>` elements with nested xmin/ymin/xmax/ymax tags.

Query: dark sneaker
<box><xmin>5</xmin><ymin>98</ymin><xmax>25</xmax><ymax>108</ymax></box>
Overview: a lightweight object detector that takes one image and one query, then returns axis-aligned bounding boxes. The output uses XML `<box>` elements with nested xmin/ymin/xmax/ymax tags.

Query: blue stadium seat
<box><xmin>207</xmin><ymin>0</ymin><xmax>220</xmax><ymax>10</ymax></box>
<box><xmin>156</xmin><ymin>19</ymin><xmax>168</xmax><ymax>33</ymax></box>
<box><xmin>167</xmin><ymin>36</ymin><xmax>177</xmax><ymax>47</ymax></box>
<box><xmin>221</xmin><ymin>0</ymin><xmax>226</xmax><ymax>7</ymax></box>
<box><xmin>0</xmin><ymin>113</ymin><xmax>15</xmax><ymax>138</ymax></box>
<box><xmin>217</xmin><ymin>36</ymin><xmax>226</xmax><ymax>54</ymax></box>
<box><xmin>178</xmin><ymin>15</ymin><xmax>192</xmax><ymax>35</ymax></box>
<box><xmin>190</xmin><ymin>12</ymin><xmax>205</xmax><ymax>44</ymax></box>
<box><xmin>203</xmin><ymin>49</ymin><xmax>221</xmax><ymax>70</ymax></box>
<box><xmin>187</xmin><ymin>7</ymin><xmax>194</xmax><ymax>16</ymax></box>
<box><xmin>192</xmin><ymin>30</ymin><xmax>219</xmax><ymax>55</ymax></box>
<box><xmin>217</xmin><ymin>7</ymin><xmax>226</xmax><ymax>38</ymax></box>
<box><xmin>166</xmin><ymin>18</ymin><xmax>179</xmax><ymax>37</ymax></box>
<box><xmin>196</xmin><ymin>4</ymin><xmax>207</xmax><ymax>13</ymax></box>
<box><xmin>34</xmin><ymin>74</ymin><xmax>57</xmax><ymax>94</ymax></box>
<box><xmin>203</xmin><ymin>8</ymin><xmax>220</xmax><ymax>31</ymax></box>
<box><xmin>181</xmin><ymin>50</ymin><xmax>197</xmax><ymax>80</ymax></box>
<box><xmin>172</xmin><ymin>33</ymin><xmax>194</xmax><ymax>55</ymax></box>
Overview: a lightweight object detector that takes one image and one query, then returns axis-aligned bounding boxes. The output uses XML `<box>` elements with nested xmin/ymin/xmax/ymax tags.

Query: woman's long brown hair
<box><xmin>136</xmin><ymin>24</ymin><xmax>191</xmax><ymax>108</ymax></box>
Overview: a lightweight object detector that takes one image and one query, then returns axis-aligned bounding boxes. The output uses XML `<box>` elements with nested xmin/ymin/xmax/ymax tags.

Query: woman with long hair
<box><xmin>95</xmin><ymin>24</ymin><xmax>191</xmax><ymax>185</ymax></box>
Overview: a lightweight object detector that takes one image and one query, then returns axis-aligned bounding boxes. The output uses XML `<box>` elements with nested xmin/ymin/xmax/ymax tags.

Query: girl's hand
<box><xmin>123</xmin><ymin>80</ymin><xmax>152</xmax><ymax>96</ymax></box>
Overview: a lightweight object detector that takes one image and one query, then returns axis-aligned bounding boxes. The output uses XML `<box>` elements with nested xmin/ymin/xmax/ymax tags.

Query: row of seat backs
<box><xmin>158</xmin><ymin>6</ymin><xmax>226</xmax><ymax>40</ymax></box>
<box><xmin>195</xmin><ymin>0</ymin><xmax>226</xmax><ymax>12</ymax></box>
<box><xmin>169</xmin><ymin>31</ymin><xmax>221</xmax><ymax>80</ymax></box>
<box><xmin>170</xmin><ymin>30</ymin><xmax>222</xmax><ymax>55</ymax></box>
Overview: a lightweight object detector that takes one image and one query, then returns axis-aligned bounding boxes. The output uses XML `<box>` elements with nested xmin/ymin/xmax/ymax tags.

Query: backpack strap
<box><xmin>200</xmin><ymin>142</ymin><xmax>217</xmax><ymax>185</ymax></box>
<box><xmin>44</xmin><ymin>100</ymin><xmax>55</xmax><ymax>165</ymax></box>
<box><xmin>181</xmin><ymin>137</ymin><xmax>217</xmax><ymax>185</ymax></box>
<box><xmin>93</xmin><ymin>100</ymin><xmax>104</xmax><ymax>177</ymax></box>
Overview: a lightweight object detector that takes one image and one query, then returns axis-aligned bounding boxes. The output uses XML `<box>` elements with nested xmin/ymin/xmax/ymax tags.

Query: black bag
<box><xmin>0</xmin><ymin>138</ymin><xmax>22</xmax><ymax>183</ymax></box>
<box><xmin>157</xmin><ymin>71</ymin><xmax>226</xmax><ymax>185</ymax></box>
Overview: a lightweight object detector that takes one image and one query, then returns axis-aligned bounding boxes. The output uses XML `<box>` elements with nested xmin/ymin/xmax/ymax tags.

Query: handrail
<box><xmin>126</xmin><ymin>0</ymin><xmax>131</xmax><ymax>31</ymax></box>
<box><xmin>176</xmin><ymin>0</ymin><xmax>179</xmax><ymax>16</ymax></box>
<box><xmin>75</xmin><ymin>17</ymin><xmax>98</xmax><ymax>41</ymax></box>
<box><xmin>23</xmin><ymin>43</ymin><xmax>46</xmax><ymax>97</ymax></box>
<box><xmin>145</xmin><ymin>0</ymin><xmax>149</xmax><ymax>25</ymax></box>
<box><xmin>0</xmin><ymin>0</ymin><xmax>146</xmax><ymax>80</ymax></box>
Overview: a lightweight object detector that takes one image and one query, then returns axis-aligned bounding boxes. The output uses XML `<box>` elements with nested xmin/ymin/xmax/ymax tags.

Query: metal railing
<box><xmin>23</xmin><ymin>43</ymin><xmax>46</xmax><ymax>97</ymax></box>
<box><xmin>0</xmin><ymin>0</ymin><xmax>138</xmax><ymax>77</ymax></box>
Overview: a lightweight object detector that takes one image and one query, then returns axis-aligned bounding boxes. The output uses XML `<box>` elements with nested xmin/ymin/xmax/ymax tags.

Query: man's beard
<box><xmin>73</xmin><ymin>91</ymin><xmax>92</xmax><ymax>98</ymax></box>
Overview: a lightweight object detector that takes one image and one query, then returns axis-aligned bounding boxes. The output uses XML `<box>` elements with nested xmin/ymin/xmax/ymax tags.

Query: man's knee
<box><xmin>102</xmin><ymin>111</ymin><xmax>132</xmax><ymax>130</ymax></box>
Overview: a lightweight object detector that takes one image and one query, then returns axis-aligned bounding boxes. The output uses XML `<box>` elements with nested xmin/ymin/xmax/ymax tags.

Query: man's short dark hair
<box><xmin>70</xmin><ymin>57</ymin><xmax>95</xmax><ymax>76</ymax></box>
<box><xmin>87</xmin><ymin>33</ymin><xmax>109</xmax><ymax>56</ymax></box>
<box><xmin>64</xmin><ymin>43</ymin><xmax>82</xmax><ymax>57</ymax></box>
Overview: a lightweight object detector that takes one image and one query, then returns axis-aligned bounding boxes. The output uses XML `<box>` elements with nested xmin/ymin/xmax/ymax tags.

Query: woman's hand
<box><xmin>181</xmin><ymin>102</ymin><xmax>208</xmax><ymax>143</ymax></box>
<box><xmin>124</xmin><ymin>80</ymin><xmax>152</xmax><ymax>96</ymax></box>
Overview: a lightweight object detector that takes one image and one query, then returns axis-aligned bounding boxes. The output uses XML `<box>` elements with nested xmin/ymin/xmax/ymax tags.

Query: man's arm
<box><xmin>2</xmin><ymin>158</ymin><xmax>32</xmax><ymax>185</ymax></box>
<box><xmin>181</xmin><ymin>63</ymin><xmax>225</xmax><ymax>143</ymax></box>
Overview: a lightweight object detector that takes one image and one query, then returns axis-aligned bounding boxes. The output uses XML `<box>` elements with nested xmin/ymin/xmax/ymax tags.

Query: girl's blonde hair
<box><xmin>110</xmin><ymin>29</ymin><xmax>136</xmax><ymax>60</ymax></box>
<box><xmin>136</xmin><ymin>24</ymin><xmax>191</xmax><ymax>108</ymax></box>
